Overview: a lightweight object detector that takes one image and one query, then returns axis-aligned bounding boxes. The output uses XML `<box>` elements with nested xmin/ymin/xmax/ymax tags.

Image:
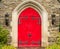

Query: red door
<box><xmin>18</xmin><ymin>7</ymin><xmax>42</xmax><ymax>47</ymax></box>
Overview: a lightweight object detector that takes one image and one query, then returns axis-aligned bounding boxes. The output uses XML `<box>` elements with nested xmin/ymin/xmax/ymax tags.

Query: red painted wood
<box><xmin>18</xmin><ymin>7</ymin><xmax>42</xmax><ymax>47</ymax></box>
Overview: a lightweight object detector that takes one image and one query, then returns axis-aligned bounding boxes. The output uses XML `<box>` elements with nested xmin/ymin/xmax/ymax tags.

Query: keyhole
<box><xmin>28</xmin><ymin>33</ymin><xmax>32</xmax><ymax>37</ymax></box>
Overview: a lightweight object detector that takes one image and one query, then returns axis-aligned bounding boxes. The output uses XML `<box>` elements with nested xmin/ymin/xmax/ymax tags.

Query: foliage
<box><xmin>2</xmin><ymin>45</ymin><xmax>16</xmax><ymax>49</ymax></box>
<box><xmin>0</xmin><ymin>25</ymin><xmax>9</xmax><ymax>45</ymax></box>
<box><xmin>46</xmin><ymin>44</ymin><xmax>60</xmax><ymax>49</ymax></box>
<box><xmin>0</xmin><ymin>45</ymin><xmax>3</xmax><ymax>49</ymax></box>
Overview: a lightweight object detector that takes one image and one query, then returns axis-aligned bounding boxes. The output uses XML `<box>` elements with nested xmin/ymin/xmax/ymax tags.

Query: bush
<box><xmin>46</xmin><ymin>44</ymin><xmax>60</xmax><ymax>49</ymax></box>
<box><xmin>0</xmin><ymin>25</ymin><xmax>9</xmax><ymax>45</ymax></box>
<box><xmin>2</xmin><ymin>45</ymin><xmax>16</xmax><ymax>49</ymax></box>
<box><xmin>0</xmin><ymin>25</ymin><xmax>16</xmax><ymax>49</ymax></box>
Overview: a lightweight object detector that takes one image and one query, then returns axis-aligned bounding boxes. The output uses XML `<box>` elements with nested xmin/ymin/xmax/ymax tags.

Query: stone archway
<box><xmin>11</xmin><ymin>0</ymin><xmax>49</xmax><ymax>47</ymax></box>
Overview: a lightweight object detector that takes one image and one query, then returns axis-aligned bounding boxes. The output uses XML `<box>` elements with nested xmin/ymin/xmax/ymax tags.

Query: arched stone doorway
<box><xmin>11</xmin><ymin>0</ymin><xmax>49</xmax><ymax>47</ymax></box>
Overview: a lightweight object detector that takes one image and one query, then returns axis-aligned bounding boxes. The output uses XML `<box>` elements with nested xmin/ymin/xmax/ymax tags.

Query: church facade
<box><xmin>0</xmin><ymin>0</ymin><xmax>60</xmax><ymax>48</ymax></box>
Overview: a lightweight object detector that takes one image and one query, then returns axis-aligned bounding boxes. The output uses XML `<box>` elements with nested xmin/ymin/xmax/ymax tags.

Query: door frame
<box><xmin>11</xmin><ymin>0</ymin><xmax>49</xmax><ymax>47</ymax></box>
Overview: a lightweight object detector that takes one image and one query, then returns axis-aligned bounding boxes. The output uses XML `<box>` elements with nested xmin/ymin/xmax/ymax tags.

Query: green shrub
<box><xmin>2</xmin><ymin>45</ymin><xmax>16</xmax><ymax>49</ymax></box>
<box><xmin>46</xmin><ymin>44</ymin><xmax>60</xmax><ymax>49</ymax></box>
<box><xmin>0</xmin><ymin>25</ymin><xmax>9</xmax><ymax>45</ymax></box>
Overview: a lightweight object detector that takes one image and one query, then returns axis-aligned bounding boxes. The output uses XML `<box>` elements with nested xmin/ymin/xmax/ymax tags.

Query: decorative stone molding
<box><xmin>11</xmin><ymin>0</ymin><xmax>49</xmax><ymax>47</ymax></box>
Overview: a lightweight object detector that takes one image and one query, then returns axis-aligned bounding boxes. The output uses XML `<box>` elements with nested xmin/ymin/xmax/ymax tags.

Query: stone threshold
<box><xmin>17</xmin><ymin>47</ymin><xmax>45</xmax><ymax>49</ymax></box>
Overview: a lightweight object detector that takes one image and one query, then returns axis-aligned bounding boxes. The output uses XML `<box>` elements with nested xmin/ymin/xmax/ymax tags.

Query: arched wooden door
<box><xmin>18</xmin><ymin>7</ymin><xmax>42</xmax><ymax>47</ymax></box>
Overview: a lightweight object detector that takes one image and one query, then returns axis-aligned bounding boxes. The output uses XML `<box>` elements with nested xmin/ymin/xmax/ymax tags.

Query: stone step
<box><xmin>17</xmin><ymin>47</ymin><xmax>45</xmax><ymax>49</ymax></box>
